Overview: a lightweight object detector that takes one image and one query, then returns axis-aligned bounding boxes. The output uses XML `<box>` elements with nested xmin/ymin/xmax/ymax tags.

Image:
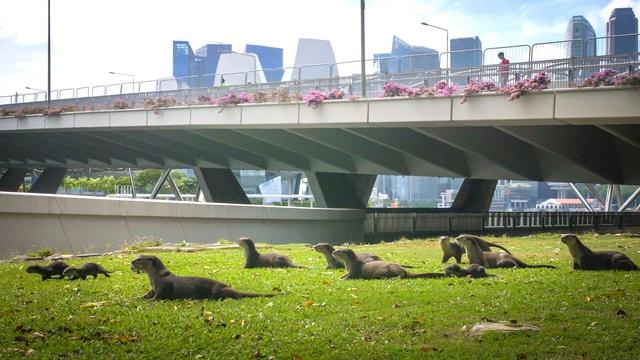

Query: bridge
<box><xmin>1</xmin><ymin>41</ymin><xmax>639</xmax><ymax>254</ymax></box>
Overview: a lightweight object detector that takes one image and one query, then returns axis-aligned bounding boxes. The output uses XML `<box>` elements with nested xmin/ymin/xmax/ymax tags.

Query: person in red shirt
<box><xmin>498</xmin><ymin>52</ymin><xmax>510</xmax><ymax>86</ymax></box>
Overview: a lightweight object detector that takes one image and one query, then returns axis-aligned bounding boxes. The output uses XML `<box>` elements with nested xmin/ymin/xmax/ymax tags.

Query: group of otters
<box><xmin>26</xmin><ymin>234</ymin><xmax>638</xmax><ymax>301</ymax></box>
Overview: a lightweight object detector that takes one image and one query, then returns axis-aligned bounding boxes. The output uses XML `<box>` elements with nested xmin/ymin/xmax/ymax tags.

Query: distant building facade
<box><xmin>450</xmin><ymin>37</ymin><xmax>482</xmax><ymax>68</ymax></box>
<box><xmin>606</xmin><ymin>8</ymin><xmax>638</xmax><ymax>55</ymax></box>
<box><xmin>291</xmin><ymin>38</ymin><xmax>337</xmax><ymax>80</ymax></box>
<box><xmin>374</xmin><ymin>36</ymin><xmax>440</xmax><ymax>74</ymax></box>
<box><xmin>172</xmin><ymin>41</ymin><xmax>232</xmax><ymax>87</ymax></box>
<box><xmin>245</xmin><ymin>44</ymin><xmax>284</xmax><ymax>82</ymax></box>
<box><xmin>565</xmin><ymin>15</ymin><xmax>596</xmax><ymax>57</ymax></box>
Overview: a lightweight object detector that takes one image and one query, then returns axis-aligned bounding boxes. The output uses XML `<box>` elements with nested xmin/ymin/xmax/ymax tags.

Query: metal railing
<box><xmin>364</xmin><ymin>210</ymin><xmax>640</xmax><ymax>237</ymax></box>
<box><xmin>1</xmin><ymin>34</ymin><xmax>638</xmax><ymax>108</ymax></box>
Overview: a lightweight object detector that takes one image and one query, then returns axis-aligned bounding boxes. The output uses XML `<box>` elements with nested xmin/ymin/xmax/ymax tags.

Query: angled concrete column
<box><xmin>194</xmin><ymin>168</ymin><xmax>250</xmax><ymax>204</ymax></box>
<box><xmin>29</xmin><ymin>168</ymin><xmax>66</xmax><ymax>194</ymax></box>
<box><xmin>0</xmin><ymin>169</ymin><xmax>27</xmax><ymax>191</ymax></box>
<box><xmin>450</xmin><ymin>179</ymin><xmax>497</xmax><ymax>213</ymax></box>
<box><xmin>306</xmin><ymin>172</ymin><xmax>376</xmax><ymax>209</ymax></box>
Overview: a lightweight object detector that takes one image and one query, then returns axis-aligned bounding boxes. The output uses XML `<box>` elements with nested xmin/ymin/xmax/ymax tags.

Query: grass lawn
<box><xmin>1</xmin><ymin>233</ymin><xmax>639</xmax><ymax>359</ymax></box>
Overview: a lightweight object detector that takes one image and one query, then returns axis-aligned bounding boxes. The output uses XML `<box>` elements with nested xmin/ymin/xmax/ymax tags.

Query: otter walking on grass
<box><xmin>237</xmin><ymin>237</ymin><xmax>304</xmax><ymax>268</ymax></box>
<box><xmin>333</xmin><ymin>249</ymin><xmax>445</xmax><ymax>280</ymax></box>
<box><xmin>439</xmin><ymin>236</ymin><xmax>466</xmax><ymax>263</ymax></box>
<box><xmin>131</xmin><ymin>255</ymin><xmax>274</xmax><ymax>300</ymax></box>
<box><xmin>560</xmin><ymin>234</ymin><xmax>638</xmax><ymax>271</ymax></box>
<box><xmin>457</xmin><ymin>235</ymin><xmax>556</xmax><ymax>269</ymax></box>
<box><xmin>313</xmin><ymin>243</ymin><xmax>382</xmax><ymax>269</ymax></box>
<box><xmin>62</xmin><ymin>263</ymin><xmax>112</xmax><ymax>280</ymax></box>
<box><xmin>26</xmin><ymin>261</ymin><xmax>69</xmax><ymax>280</ymax></box>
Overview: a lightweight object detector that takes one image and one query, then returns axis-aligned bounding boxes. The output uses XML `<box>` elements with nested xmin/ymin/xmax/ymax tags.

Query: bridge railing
<box><xmin>364</xmin><ymin>210</ymin><xmax>640</xmax><ymax>237</ymax></box>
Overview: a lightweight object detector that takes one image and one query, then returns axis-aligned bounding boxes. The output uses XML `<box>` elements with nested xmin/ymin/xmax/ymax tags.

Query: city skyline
<box><xmin>0</xmin><ymin>0</ymin><xmax>638</xmax><ymax>95</ymax></box>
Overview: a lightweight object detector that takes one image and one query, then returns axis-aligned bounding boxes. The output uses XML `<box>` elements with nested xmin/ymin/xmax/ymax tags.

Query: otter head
<box><xmin>444</xmin><ymin>264</ymin><xmax>461</xmax><ymax>276</ymax></box>
<box><xmin>237</xmin><ymin>237</ymin><xmax>256</xmax><ymax>250</ymax></box>
<box><xmin>560</xmin><ymin>234</ymin><xmax>579</xmax><ymax>245</ymax></box>
<box><xmin>439</xmin><ymin>236</ymin><xmax>450</xmax><ymax>244</ymax></box>
<box><xmin>467</xmin><ymin>264</ymin><xmax>487</xmax><ymax>278</ymax></box>
<box><xmin>62</xmin><ymin>267</ymin><xmax>79</xmax><ymax>278</ymax></box>
<box><xmin>312</xmin><ymin>243</ymin><xmax>335</xmax><ymax>254</ymax></box>
<box><xmin>25</xmin><ymin>265</ymin><xmax>39</xmax><ymax>273</ymax></box>
<box><xmin>332</xmin><ymin>249</ymin><xmax>357</xmax><ymax>263</ymax></box>
<box><xmin>455</xmin><ymin>235</ymin><xmax>474</xmax><ymax>247</ymax></box>
<box><xmin>131</xmin><ymin>255</ymin><xmax>165</xmax><ymax>274</ymax></box>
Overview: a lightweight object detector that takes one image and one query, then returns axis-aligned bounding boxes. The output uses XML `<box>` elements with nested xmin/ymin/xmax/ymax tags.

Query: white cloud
<box><xmin>599</xmin><ymin>0</ymin><xmax>640</xmax><ymax>22</ymax></box>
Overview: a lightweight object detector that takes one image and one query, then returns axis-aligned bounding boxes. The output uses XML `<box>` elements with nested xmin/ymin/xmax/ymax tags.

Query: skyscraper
<box><xmin>606</xmin><ymin>8</ymin><xmax>638</xmax><ymax>55</ymax></box>
<box><xmin>172</xmin><ymin>41</ymin><xmax>232</xmax><ymax>87</ymax></box>
<box><xmin>374</xmin><ymin>36</ymin><xmax>439</xmax><ymax>74</ymax></box>
<box><xmin>565</xmin><ymin>16</ymin><xmax>596</xmax><ymax>57</ymax></box>
<box><xmin>450</xmin><ymin>37</ymin><xmax>482</xmax><ymax>68</ymax></box>
<box><xmin>245</xmin><ymin>45</ymin><xmax>284</xmax><ymax>83</ymax></box>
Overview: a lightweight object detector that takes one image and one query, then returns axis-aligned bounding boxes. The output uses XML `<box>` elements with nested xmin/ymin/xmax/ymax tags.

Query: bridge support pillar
<box><xmin>306</xmin><ymin>172</ymin><xmax>376</xmax><ymax>209</ymax></box>
<box><xmin>0</xmin><ymin>169</ymin><xmax>27</xmax><ymax>191</ymax></box>
<box><xmin>450</xmin><ymin>179</ymin><xmax>497</xmax><ymax>213</ymax></box>
<box><xmin>29</xmin><ymin>168</ymin><xmax>66</xmax><ymax>194</ymax></box>
<box><xmin>194</xmin><ymin>168</ymin><xmax>250</xmax><ymax>204</ymax></box>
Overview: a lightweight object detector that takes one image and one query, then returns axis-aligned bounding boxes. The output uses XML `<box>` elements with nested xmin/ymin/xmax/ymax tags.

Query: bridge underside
<box><xmin>1</xmin><ymin>124</ymin><xmax>639</xmax><ymax>185</ymax></box>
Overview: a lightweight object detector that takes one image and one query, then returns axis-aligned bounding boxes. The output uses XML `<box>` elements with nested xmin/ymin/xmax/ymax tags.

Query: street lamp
<box><xmin>421</xmin><ymin>22</ymin><xmax>449</xmax><ymax>68</ymax></box>
<box><xmin>360</xmin><ymin>0</ymin><xmax>366</xmax><ymax>97</ymax></box>
<box><xmin>25</xmin><ymin>87</ymin><xmax>46</xmax><ymax>92</ymax></box>
<box><xmin>108</xmin><ymin>71</ymin><xmax>135</xmax><ymax>92</ymax></box>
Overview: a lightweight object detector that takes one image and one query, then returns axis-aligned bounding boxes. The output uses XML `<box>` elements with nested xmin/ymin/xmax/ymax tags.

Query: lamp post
<box><xmin>360</xmin><ymin>0</ymin><xmax>366</xmax><ymax>97</ymax></box>
<box><xmin>108</xmin><ymin>71</ymin><xmax>135</xmax><ymax>92</ymax></box>
<box><xmin>420</xmin><ymin>22</ymin><xmax>449</xmax><ymax>68</ymax></box>
<box><xmin>25</xmin><ymin>87</ymin><xmax>47</xmax><ymax>102</ymax></box>
<box><xmin>47</xmin><ymin>0</ymin><xmax>51</xmax><ymax>108</ymax></box>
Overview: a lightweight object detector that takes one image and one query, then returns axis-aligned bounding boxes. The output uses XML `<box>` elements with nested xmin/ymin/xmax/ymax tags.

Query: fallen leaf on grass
<box><xmin>25</xmin><ymin>349</ymin><xmax>36</xmax><ymax>356</ymax></box>
<box><xmin>420</xmin><ymin>346</ymin><xmax>440</xmax><ymax>352</ymax></box>
<box><xmin>302</xmin><ymin>300</ymin><xmax>315</xmax><ymax>308</ymax></box>
<box><xmin>79</xmin><ymin>301</ymin><xmax>109</xmax><ymax>308</ymax></box>
<box><xmin>292</xmin><ymin>353</ymin><xmax>304</xmax><ymax>360</ymax></box>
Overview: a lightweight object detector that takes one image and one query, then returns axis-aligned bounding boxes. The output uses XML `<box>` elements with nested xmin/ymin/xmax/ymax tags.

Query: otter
<box><xmin>456</xmin><ymin>234</ymin><xmax>512</xmax><ymax>254</ymax></box>
<box><xmin>313</xmin><ymin>243</ymin><xmax>382</xmax><ymax>269</ymax></box>
<box><xmin>439</xmin><ymin>236</ymin><xmax>466</xmax><ymax>263</ymax></box>
<box><xmin>560</xmin><ymin>234</ymin><xmax>638</xmax><ymax>271</ymax></box>
<box><xmin>25</xmin><ymin>261</ymin><xmax>69</xmax><ymax>280</ymax></box>
<box><xmin>237</xmin><ymin>237</ymin><xmax>304</xmax><ymax>268</ymax></box>
<box><xmin>457</xmin><ymin>235</ymin><xmax>556</xmax><ymax>269</ymax></box>
<box><xmin>444</xmin><ymin>263</ymin><xmax>493</xmax><ymax>278</ymax></box>
<box><xmin>131</xmin><ymin>255</ymin><xmax>274</xmax><ymax>300</ymax></box>
<box><xmin>332</xmin><ymin>249</ymin><xmax>445</xmax><ymax>280</ymax></box>
<box><xmin>62</xmin><ymin>263</ymin><xmax>112</xmax><ymax>280</ymax></box>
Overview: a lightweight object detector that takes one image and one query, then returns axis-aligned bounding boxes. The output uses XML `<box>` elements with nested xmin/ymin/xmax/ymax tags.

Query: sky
<box><xmin>0</xmin><ymin>0</ymin><xmax>638</xmax><ymax>96</ymax></box>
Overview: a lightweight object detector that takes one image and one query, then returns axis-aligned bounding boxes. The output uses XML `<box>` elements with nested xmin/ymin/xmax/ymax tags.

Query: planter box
<box><xmin>241</xmin><ymin>102</ymin><xmax>299</xmax><ymax>125</ymax></box>
<box><xmin>75</xmin><ymin>112</ymin><xmax>110</xmax><ymax>128</ymax></box>
<box><xmin>555</xmin><ymin>87</ymin><xmax>640</xmax><ymax>124</ymax></box>
<box><xmin>45</xmin><ymin>114</ymin><xmax>75</xmax><ymax>129</ymax></box>
<box><xmin>190</xmin><ymin>106</ymin><xmax>241</xmax><ymax>126</ymax></box>
<box><xmin>0</xmin><ymin>117</ymin><xmax>18</xmax><ymax>131</ymax></box>
<box><xmin>299</xmin><ymin>100</ymin><xmax>367</xmax><ymax>125</ymax></box>
<box><xmin>147</xmin><ymin>107</ymin><xmax>190</xmax><ymax>126</ymax></box>
<box><xmin>17</xmin><ymin>115</ymin><xmax>45</xmax><ymax>130</ymax></box>
<box><xmin>110</xmin><ymin>110</ymin><xmax>147</xmax><ymax>127</ymax></box>
<box><xmin>452</xmin><ymin>91</ymin><xmax>556</xmax><ymax>125</ymax></box>
<box><xmin>369</xmin><ymin>97</ymin><xmax>452</xmax><ymax>124</ymax></box>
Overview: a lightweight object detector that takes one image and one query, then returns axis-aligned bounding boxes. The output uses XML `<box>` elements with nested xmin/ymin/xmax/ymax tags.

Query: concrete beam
<box><xmin>414</xmin><ymin>127</ymin><xmax>543</xmax><ymax>180</ymax></box>
<box><xmin>306</xmin><ymin>172</ymin><xmax>376</xmax><ymax>209</ymax></box>
<box><xmin>194</xmin><ymin>167</ymin><xmax>250</xmax><ymax>204</ymax></box>
<box><xmin>29</xmin><ymin>167</ymin><xmax>66</xmax><ymax>194</ymax></box>
<box><xmin>0</xmin><ymin>169</ymin><xmax>27</xmax><ymax>191</ymax></box>
<box><xmin>450</xmin><ymin>179</ymin><xmax>497</xmax><ymax>213</ymax></box>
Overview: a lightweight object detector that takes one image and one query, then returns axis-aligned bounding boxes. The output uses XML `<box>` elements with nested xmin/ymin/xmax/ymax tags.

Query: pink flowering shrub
<box><xmin>197</xmin><ymin>95</ymin><xmax>211</xmax><ymax>104</ymax></box>
<box><xmin>303</xmin><ymin>89</ymin><xmax>345</xmax><ymax>108</ymax></box>
<box><xmin>613</xmin><ymin>72</ymin><xmax>640</xmax><ymax>88</ymax></box>
<box><xmin>432</xmin><ymin>80</ymin><xmax>458</xmax><ymax>97</ymax></box>
<box><xmin>460</xmin><ymin>80</ymin><xmax>497</xmax><ymax>104</ymax></box>
<box><xmin>382</xmin><ymin>81</ymin><xmax>455</xmax><ymax>98</ymax></box>
<box><xmin>581</xmin><ymin>69</ymin><xmax>618</xmax><ymax>87</ymax></box>
<box><xmin>214</xmin><ymin>92</ymin><xmax>251</xmax><ymax>106</ymax></box>
<box><xmin>498</xmin><ymin>72</ymin><xmax>550</xmax><ymax>101</ymax></box>
<box><xmin>382</xmin><ymin>82</ymin><xmax>408</xmax><ymax>97</ymax></box>
<box><xmin>111</xmin><ymin>99</ymin><xmax>130</xmax><ymax>109</ymax></box>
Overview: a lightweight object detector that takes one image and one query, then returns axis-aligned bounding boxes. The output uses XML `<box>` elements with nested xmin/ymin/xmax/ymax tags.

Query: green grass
<box><xmin>1</xmin><ymin>233</ymin><xmax>639</xmax><ymax>359</ymax></box>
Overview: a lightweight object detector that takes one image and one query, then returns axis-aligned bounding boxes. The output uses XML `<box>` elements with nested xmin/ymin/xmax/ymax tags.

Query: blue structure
<box><xmin>606</xmin><ymin>8</ymin><xmax>638</xmax><ymax>55</ymax></box>
<box><xmin>374</xmin><ymin>36</ymin><xmax>439</xmax><ymax>74</ymax></box>
<box><xmin>565</xmin><ymin>16</ymin><xmax>596</xmax><ymax>57</ymax></box>
<box><xmin>450</xmin><ymin>37</ymin><xmax>482</xmax><ymax>68</ymax></box>
<box><xmin>172</xmin><ymin>41</ymin><xmax>232</xmax><ymax>87</ymax></box>
<box><xmin>245</xmin><ymin>44</ymin><xmax>284</xmax><ymax>82</ymax></box>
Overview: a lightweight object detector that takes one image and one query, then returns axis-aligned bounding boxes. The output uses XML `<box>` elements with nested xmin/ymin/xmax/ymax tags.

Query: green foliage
<box><xmin>26</xmin><ymin>247</ymin><xmax>55</xmax><ymax>258</ymax></box>
<box><xmin>2</xmin><ymin>233</ymin><xmax>639</xmax><ymax>359</ymax></box>
<box><xmin>123</xmin><ymin>237</ymin><xmax>163</xmax><ymax>251</ymax></box>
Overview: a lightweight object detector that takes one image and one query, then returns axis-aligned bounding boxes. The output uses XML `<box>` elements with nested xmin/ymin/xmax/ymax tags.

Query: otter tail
<box><xmin>486</xmin><ymin>242</ymin><xmax>512</xmax><ymax>255</ymax></box>
<box><xmin>234</xmin><ymin>291</ymin><xmax>276</xmax><ymax>299</ymax></box>
<box><xmin>406</xmin><ymin>272</ymin><xmax>447</xmax><ymax>279</ymax></box>
<box><xmin>522</xmin><ymin>263</ymin><xmax>557</xmax><ymax>269</ymax></box>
